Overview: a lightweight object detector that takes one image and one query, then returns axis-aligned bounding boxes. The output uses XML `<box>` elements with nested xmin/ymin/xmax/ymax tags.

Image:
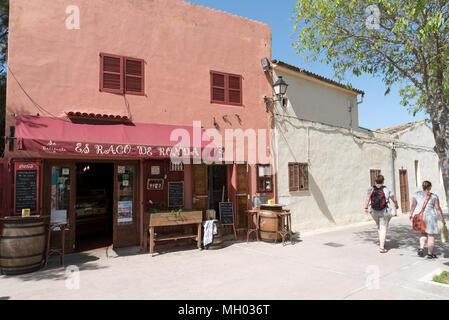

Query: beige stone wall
<box><xmin>273</xmin><ymin>67</ymin><xmax>360</xmax><ymax>130</ymax></box>
<box><xmin>275</xmin><ymin>110</ymin><xmax>446</xmax><ymax>232</ymax></box>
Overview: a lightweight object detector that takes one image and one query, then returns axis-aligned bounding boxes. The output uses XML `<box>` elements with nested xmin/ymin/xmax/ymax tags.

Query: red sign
<box><xmin>14</xmin><ymin>161</ymin><xmax>40</xmax><ymax>215</ymax></box>
<box><xmin>22</xmin><ymin>139</ymin><xmax>211</xmax><ymax>159</ymax></box>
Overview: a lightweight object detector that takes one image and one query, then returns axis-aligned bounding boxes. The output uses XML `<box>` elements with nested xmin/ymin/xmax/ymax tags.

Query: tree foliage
<box><xmin>292</xmin><ymin>0</ymin><xmax>449</xmax><ymax>116</ymax></box>
<box><xmin>293</xmin><ymin>0</ymin><xmax>449</xmax><ymax>204</ymax></box>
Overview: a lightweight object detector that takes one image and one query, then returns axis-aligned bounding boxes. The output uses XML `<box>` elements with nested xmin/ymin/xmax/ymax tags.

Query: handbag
<box><xmin>413</xmin><ymin>192</ymin><xmax>432</xmax><ymax>232</ymax></box>
<box><xmin>441</xmin><ymin>221</ymin><xmax>448</xmax><ymax>243</ymax></box>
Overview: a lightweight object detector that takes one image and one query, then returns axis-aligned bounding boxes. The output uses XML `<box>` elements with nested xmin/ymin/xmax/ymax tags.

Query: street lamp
<box><xmin>273</xmin><ymin>76</ymin><xmax>288</xmax><ymax>98</ymax></box>
<box><xmin>264</xmin><ymin>76</ymin><xmax>289</xmax><ymax>112</ymax></box>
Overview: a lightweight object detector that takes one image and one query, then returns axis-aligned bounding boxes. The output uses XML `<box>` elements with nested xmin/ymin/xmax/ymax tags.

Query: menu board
<box><xmin>168</xmin><ymin>182</ymin><xmax>184</xmax><ymax>207</ymax></box>
<box><xmin>219</xmin><ymin>202</ymin><xmax>234</xmax><ymax>225</ymax></box>
<box><xmin>14</xmin><ymin>162</ymin><xmax>40</xmax><ymax>214</ymax></box>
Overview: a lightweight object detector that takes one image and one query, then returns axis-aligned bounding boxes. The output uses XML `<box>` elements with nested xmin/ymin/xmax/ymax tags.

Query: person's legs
<box><xmin>419</xmin><ymin>232</ymin><xmax>427</xmax><ymax>250</ymax></box>
<box><xmin>379</xmin><ymin>225</ymin><xmax>387</xmax><ymax>250</ymax></box>
<box><xmin>428</xmin><ymin>234</ymin><xmax>435</xmax><ymax>255</ymax></box>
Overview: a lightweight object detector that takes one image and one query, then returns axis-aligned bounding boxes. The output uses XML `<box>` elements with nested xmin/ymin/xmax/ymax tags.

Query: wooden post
<box><xmin>197</xmin><ymin>223</ymin><xmax>202</xmax><ymax>249</ymax></box>
<box><xmin>149</xmin><ymin>226</ymin><xmax>155</xmax><ymax>254</ymax></box>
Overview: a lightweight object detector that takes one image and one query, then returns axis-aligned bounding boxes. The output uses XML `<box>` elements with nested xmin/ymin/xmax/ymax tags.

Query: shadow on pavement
<box><xmin>354</xmin><ymin>223</ymin><xmax>449</xmax><ymax>258</ymax></box>
<box><xmin>1</xmin><ymin>253</ymin><xmax>107</xmax><ymax>282</ymax></box>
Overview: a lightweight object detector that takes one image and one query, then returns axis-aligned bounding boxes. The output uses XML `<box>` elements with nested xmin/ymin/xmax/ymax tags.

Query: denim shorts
<box><xmin>370</xmin><ymin>209</ymin><xmax>392</xmax><ymax>227</ymax></box>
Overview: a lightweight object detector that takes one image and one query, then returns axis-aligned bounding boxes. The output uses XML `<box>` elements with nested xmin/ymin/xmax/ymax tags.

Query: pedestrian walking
<box><xmin>364</xmin><ymin>175</ymin><xmax>399</xmax><ymax>253</ymax></box>
<box><xmin>410</xmin><ymin>181</ymin><xmax>446</xmax><ymax>259</ymax></box>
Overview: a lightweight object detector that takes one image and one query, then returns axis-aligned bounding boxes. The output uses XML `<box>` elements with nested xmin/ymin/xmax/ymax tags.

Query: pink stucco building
<box><xmin>3</xmin><ymin>0</ymin><xmax>276</xmax><ymax>251</ymax></box>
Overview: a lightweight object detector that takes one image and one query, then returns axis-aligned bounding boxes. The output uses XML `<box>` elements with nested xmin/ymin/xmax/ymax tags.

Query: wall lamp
<box><xmin>264</xmin><ymin>76</ymin><xmax>288</xmax><ymax>112</ymax></box>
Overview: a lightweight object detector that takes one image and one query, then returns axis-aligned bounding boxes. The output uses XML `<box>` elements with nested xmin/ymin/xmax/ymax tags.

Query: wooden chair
<box><xmin>276</xmin><ymin>210</ymin><xmax>294</xmax><ymax>246</ymax></box>
<box><xmin>246</xmin><ymin>209</ymin><xmax>259</xmax><ymax>242</ymax></box>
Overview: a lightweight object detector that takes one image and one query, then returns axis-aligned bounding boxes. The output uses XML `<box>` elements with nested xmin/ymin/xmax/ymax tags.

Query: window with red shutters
<box><xmin>125</xmin><ymin>57</ymin><xmax>145</xmax><ymax>95</ymax></box>
<box><xmin>100</xmin><ymin>53</ymin><xmax>144</xmax><ymax>95</ymax></box>
<box><xmin>210</xmin><ymin>71</ymin><xmax>242</xmax><ymax>106</ymax></box>
<box><xmin>228</xmin><ymin>75</ymin><xmax>242</xmax><ymax>105</ymax></box>
<box><xmin>100</xmin><ymin>53</ymin><xmax>124</xmax><ymax>94</ymax></box>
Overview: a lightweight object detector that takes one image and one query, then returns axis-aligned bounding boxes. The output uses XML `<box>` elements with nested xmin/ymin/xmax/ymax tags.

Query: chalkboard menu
<box><xmin>219</xmin><ymin>202</ymin><xmax>234</xmax><ymax>225</ymax></box>
<box><xmin>15</xmin><ymin>162</ymin><xmax>39</xmax><ymax>214</ymax></box>
<box><xmin>168</xmin><ymin>181</ymin><xmax>184</xmax><ymax>207</ymax></box>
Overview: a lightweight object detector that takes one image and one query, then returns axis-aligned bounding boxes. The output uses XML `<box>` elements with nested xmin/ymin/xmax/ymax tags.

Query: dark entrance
<box><xmin>75</xmin><ymin>163</ymin><xmax>114</xmax><ymax>252</ymax></box>
<box><xmin>208</xmin><ymin>165</ymin><xmax>229</xmax><ymax>219</ymax></box>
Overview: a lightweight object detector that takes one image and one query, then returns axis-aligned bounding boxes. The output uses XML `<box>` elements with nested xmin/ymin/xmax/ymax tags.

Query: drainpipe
<box><xmin>390</xmin><ymin>142</ymin><xmax>397</xmax><ymax>216</ymax></box>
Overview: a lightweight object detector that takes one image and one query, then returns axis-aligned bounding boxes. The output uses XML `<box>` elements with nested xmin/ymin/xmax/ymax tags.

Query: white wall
<box><xmin>394</xmin><ymin>123</ymin><xmax>446</xmax><ymax>209</ymax></box>
<box><xmin>273</xmin><ymin>67</ymin><xmax>360</xmax><ymax>130</ymax></box>
<box><xmin>275</xmin><ymin>118</ymin><xmax>395</xmax><ymax>231</ymax></box>
<box><xmin>274</xmin><ymin>71</ymin><xmax>446</xmax><ymax>231</ymax></box>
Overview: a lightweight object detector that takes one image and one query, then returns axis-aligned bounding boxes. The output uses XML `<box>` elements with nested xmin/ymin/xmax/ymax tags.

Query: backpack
<box><xmin>370</xmin><ymin>186</ymin><xmax>387</xmax><ymax>211</ymax></box>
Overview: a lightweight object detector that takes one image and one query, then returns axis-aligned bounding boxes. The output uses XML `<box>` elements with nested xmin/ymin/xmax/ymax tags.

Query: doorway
<box><xmin>75</xmin><ymin>163</ymin><xmax>114</xmax><ymax>251</ymax></box>
<box><xmin>208</xmin><ymin>165</ymin><xmax>229</xmax><ymax>218</ymax></box>
<box><xmin>399</xmin><ymin>169</ymin><xmax>410</xmax><ymax>213</ymax></box>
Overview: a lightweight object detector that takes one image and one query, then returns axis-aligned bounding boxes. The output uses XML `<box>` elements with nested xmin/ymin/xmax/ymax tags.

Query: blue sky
<box><xmin>186</xmin><ymin>0</ymin><xmax>427</xmax><ymax>130</ymax></box>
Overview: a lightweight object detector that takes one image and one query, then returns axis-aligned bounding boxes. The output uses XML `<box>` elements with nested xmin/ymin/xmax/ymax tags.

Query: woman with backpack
<box><xmin>409</xmin><ymin>181</ymin><xmax>446</xmax><ymax>259</ymax></box>
<box><xmin>364</xmin><ymin>175</ymin><xmax>399</xmax><ymax>253</ymax></box>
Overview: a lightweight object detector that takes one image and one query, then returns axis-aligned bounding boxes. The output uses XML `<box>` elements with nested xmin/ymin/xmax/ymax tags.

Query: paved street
<box><xmin>1</xmin><ymin>214</ymin><xmax>449</xmax><ymax>300</ymax></box>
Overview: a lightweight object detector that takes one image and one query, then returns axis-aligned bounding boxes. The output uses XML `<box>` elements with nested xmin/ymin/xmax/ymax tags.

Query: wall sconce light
<box><xmin>213</xmin><ymin>117</ymin><xmax>218</xmax><ymax>128</ymax></box>
<box><xmin>264</xmin><ymin>76</ymin><xmax>289</xmax><ymax>112</ymax></box>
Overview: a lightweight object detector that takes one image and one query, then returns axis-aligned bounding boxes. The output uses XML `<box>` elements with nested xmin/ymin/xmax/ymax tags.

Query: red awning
<box><xmin>15</xmin><ymin>115</ymin><xmax>216</xmax><ymax>158</ymax></box>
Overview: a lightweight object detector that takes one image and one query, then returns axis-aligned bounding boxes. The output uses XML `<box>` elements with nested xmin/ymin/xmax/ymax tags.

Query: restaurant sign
<box><xmin>22</xmin><ymin>139</ymin><xmax>206</xmax><ymax>158</ymax></box>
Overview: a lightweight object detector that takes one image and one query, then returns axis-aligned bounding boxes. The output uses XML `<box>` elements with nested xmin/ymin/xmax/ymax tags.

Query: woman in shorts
<box><xmin>364</xmin><ymin>175</ymin><xmax>399</xmax><ymax>253</ymax></box>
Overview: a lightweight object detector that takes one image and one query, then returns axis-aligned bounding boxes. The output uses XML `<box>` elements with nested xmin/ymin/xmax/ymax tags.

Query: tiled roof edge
<box><xmin>272</xmin><ymin>60</ymin><xmax>365</xmax><ymax>95</ymax></box>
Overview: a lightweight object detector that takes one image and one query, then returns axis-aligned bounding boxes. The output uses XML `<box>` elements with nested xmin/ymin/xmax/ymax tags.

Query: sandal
<box><xmin>418</xmin><ymin>249</ymin><xmax>424</xmax><ymax>257</ymax></box>
<box><xmin>380</xmin><ymin>248</ymin><xmax>388</xmax><ymax>253</ymax></box>
<box><xmin>427</xmin><ymin>253</ymin><xmax>438</xmax><ymax>259</ymax></box>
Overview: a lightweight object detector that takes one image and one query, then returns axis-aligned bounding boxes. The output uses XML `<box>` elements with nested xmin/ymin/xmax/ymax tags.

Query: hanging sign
<box><xmin>14</xmin><ymin>161</ymin><xmax>40</xmax><ymax>215</ymax></box>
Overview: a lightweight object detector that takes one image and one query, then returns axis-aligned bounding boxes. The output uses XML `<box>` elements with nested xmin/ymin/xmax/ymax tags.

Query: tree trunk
<box><xmin>428</xmin><ymin>92</ymin><xmax>449</xmax><ymax>211</ymax></box>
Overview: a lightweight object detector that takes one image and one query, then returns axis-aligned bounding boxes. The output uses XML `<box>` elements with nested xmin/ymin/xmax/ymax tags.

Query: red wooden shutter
<box><xmin>211</xmin><ymin>72</ymin><xmax>226</xmax><ymax>103</ymax></box>
<box><xmin>228</xmin><ymin>75</ymin><xmax>242</xmax><ymax>105</ymax></box>
<box><xmin>100</xmin><ymin>53</ymin><xmax>124</xmax><ymax>94</ymax></box>
<box><xmin>125</xmin><ymin>57</ymin><xmax>145</xmax><ymax>95</ymax></box>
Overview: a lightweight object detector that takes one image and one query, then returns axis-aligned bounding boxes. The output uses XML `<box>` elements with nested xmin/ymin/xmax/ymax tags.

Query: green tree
<box><xmin>293</xmin><ymin>0</ymin><xmax>449</xmax><ymax>205</ymax></box>
<box><xmin>0</xmin><ymin>0</ymin><xmax>9</xmax><ymax>157</ymax></box>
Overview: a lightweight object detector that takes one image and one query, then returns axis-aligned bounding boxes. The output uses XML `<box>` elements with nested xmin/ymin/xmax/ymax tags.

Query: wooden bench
<box><xmin>147</xmin><ymin>210</ymin><xmax>202</xmax><ymax>255</ymax></box>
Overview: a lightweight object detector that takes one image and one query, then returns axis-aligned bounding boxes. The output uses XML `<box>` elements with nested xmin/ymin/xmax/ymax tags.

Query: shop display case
<box><xmin>75</xmin><ymin>189</ymin><xmax>110</xmax><ymax>236</ymax></box>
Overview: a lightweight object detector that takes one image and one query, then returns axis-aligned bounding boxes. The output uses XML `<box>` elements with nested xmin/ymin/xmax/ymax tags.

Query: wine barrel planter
<box><xmin>259</xmin><ymin>204</ymin><xmax>284</xmax><ymax>243</ymax></box>
<box><xmin>0</xmin><ymin>217</ymin><xmax>46</xmax><ymax>275</ymax></box>
<box><xmin>207</xmin><ymin>221</ymin><xmax>223</xmax><ymax>249</ymax></box>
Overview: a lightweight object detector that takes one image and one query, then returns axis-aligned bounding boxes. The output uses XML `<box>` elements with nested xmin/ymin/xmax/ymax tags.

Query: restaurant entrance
<box><xmin>208</xmin><ymin>165</ymin><xmax>229</xmax><ymax>217</ymax></box>
<box><xmin>44</xmin><ymin>159</ymin><xmax>140</xmax><ymax>253</ymax></box>
<box><xmin>75</xmin><ymin>163</ymin><xmax>114</xmax><ymax>252</ymax></box>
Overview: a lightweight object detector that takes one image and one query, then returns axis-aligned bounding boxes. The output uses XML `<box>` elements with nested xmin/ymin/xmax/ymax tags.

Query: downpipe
<box><xmin>390</xmin><ymin>142</ymin><xmax>397</xmax><ymax>216</ymax></box>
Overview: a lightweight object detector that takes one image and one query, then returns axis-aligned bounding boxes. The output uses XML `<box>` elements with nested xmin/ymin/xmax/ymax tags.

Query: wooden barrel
<box><xmin>259</xmin><ymin>208</ymin><xmax>282</xmax><ymax>242</ymax></box>
<box><xmin>0</xmin><ymin>217</ymin><xmax>46</xmax><ymax>275</ymax></box>
<box><xmin>207</xmin><ymin>221</ymin><xmax>223</xmax><ymax>249</ymax></box>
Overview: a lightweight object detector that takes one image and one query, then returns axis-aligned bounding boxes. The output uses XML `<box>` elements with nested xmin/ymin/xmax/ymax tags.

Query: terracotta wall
<box><xmin>6</xmin><ymin>0</ymin><xmax>274</xmax><ymax>199</ymax></box>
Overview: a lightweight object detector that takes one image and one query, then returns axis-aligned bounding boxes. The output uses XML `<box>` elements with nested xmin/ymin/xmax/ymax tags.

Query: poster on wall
<box><xmin>118</xmin><ymin>201</ymin><xmax>133</xmax><ymax>223</ymax></box>
<box><xmin>14</xmin><ymin>161</ymin><xmax>40</xmax><ymax>215</ymax></box>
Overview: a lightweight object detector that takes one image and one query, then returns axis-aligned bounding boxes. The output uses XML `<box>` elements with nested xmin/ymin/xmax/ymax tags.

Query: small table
<box><xmin>147</xmin><ymin>210</ymin><xmax>202</xmax><ymax>255</ymax></box>
<box><xmin>277</xmin><ymin>210</ymin><xmax>293</xmax><ymax>246</ymax></box>
<box><xmin>246</xmin><ymin>209</ymin><xmax>259</xmax><ymax>242</ymax></box>
<box><xmin>45</xmin><ymin>222</ymin><xmax>68</xmax><ymax>267</ymax></box>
